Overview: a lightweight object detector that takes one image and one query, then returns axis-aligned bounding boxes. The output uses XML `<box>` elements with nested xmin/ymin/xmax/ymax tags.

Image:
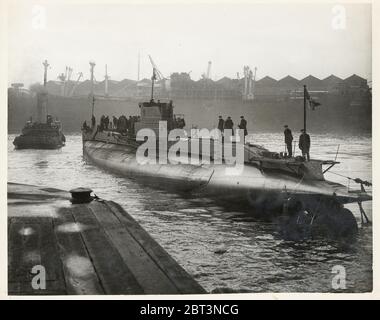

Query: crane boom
<box><xmin>148</xmin><ymin>55</ymin><xmax>166</xmax><ymax>80</ymax></box>
<box><xmin>69</xmin><ymin>72</ymin><xmax>83</xmax><ymax>96</ymax></box>
<box><xmin>65</xmin><ymin>67</ymin><xmax>73</xmax><ymax>96</ymax></box>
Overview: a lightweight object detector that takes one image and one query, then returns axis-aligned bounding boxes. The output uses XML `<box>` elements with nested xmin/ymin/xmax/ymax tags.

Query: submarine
<box><xmin>82</xmin><ymin>69</ymin><xmax>372</xmax><ymax>239</ymax></box>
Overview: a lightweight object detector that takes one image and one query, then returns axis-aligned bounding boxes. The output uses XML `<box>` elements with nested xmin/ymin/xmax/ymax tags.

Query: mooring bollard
<box><xmin>69</xmin><ymin>187</ymin><xmax>94</xmax><ymax>204</ymax></box>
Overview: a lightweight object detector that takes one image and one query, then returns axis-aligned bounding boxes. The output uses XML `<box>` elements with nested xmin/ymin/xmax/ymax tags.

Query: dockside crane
<box><xmin>67</xmin><ymin>67</ymin><xmax>73</xmax><ymax>82</ymax></box>
<box><xmin>65</xmin><ymin>66</ymin><xmax>73</xmax><ymax>96</ymax></box>
<box><xmin>69</xmin><ymin>72</ymin><xmax>83</xmax><ymax>96</ymax></box>
<box><xmin>148</xmin><ymin>55</ymin><xmax>170</xmax><ymax>93</ymax></box>
<box><xmin>243</xmin><ymin>65</ymin><xmax>257</xmax><ymax>101</ymax></box>
<box><xmin>201</xmin><ymin>61</ymin><xmax>212</xmax><ymax>80</ymax></box>
<box><xmin>57</xmin><ymin>72</ymin><xmax>66</xmax><ymax>96</ymax></box>
<box><xmin>148</xmin><ymin>55</ymin><xmax>167</xmax><ymax>81</ymax></box>
<box><xmin>57</xmin><ymin>66</ymin><xmax>73</xmax><ymax>96</ymax></box>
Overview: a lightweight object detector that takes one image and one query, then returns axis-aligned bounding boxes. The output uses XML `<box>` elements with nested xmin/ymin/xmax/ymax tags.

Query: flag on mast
<box><xmin>304</xmin><ymin>87</ymin><xmax>321</xmax><ymax>110</ymax></box>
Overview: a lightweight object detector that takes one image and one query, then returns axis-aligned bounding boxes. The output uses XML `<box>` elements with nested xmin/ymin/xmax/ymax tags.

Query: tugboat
<box><xmin>82</xmin><ymin>66</ymin><xmax>372</xmax><ymax>239</ymax></box>
<box><xmin>13</xmin><ymin>60</ymin><xmax>66</xmax><ymax>150</ymax></box>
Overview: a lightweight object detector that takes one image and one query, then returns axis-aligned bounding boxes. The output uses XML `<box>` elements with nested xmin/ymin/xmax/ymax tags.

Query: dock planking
<box><xmin>8</xmin><ymin>182</ymin><xmax>206</xmax><ymax>295</ymax></box>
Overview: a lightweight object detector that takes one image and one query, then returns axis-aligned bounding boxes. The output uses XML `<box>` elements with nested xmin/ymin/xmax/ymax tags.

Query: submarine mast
<box><xmin>43</xmin><ymin>59</ymin><xmax>49</xmax><ymax>87</ymax></box>
<box><xmin>303</xmin><ymin>85</ymin><xmax>307</xmax><ymax>132</ymax></box>
<box><xmin>37</xmin><ymin>60</ymin><xmax>49</xmax><ymax>123</ymax></box>
<box><xmin>89</xmin><ymin>61</ymin><xmax>96</xmax><ymax>117</ymax></box>
<box><xmin>151</xmin><ymin>67</ymin><xmax>156</xmax><ymax>100</ymax></box>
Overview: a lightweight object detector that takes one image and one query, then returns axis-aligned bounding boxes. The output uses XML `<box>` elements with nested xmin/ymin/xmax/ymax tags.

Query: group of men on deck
<box><xmin>284</xmin><ymin>125</ymin><xmax>311</xmax><ymax>161</ymax></box>
<box><xmin>216</xmin><ymin>115</ymin><xmax>311</xmax><ymax>161</ymax></box>
<box><xmin>217</xmin><ymin>116</ymin><xmax>248</xmax><ymax>137</ymax></box>
<box><xmin>83</xmin><ymin>114</ymin><xmax>140</xmax><ymax>134</ymax></box>
<box><xmin>84</xmin><ymin>112</ymin><xmax>311</xmax><ymax>161</ymax></box>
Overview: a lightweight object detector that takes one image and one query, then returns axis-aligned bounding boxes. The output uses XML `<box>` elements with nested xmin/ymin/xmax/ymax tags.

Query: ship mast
<box><xmin>37</xmin><ymin>59</ymin><xmax>50</xmax><ymax>122</ymax></box>
<box><xmin>303</xmin><ymin>85</ymin><xmax>307</xmax><ymax>132</ymax></box>
<box><xmin>43</xmin><ymin>60</ymin><xmax>49</xmax><ymax>87</ymax></box>
<box><xmin>151</xmin><ymin>67</ymin><xmax>156</xmax><ymax>101</ymax></box>
<box><xmin>137</xmin><ymin>51</ymin><xmax>140</xmax><ymax>81</ymax></box>
<box><xmin>104</xmin><ymin>64</ymin><xmax>109</xmax><ymax>97</ymax></box>
<box><xmin>89</xmin><ymin>61</ymin><xmax>96</xmax><ymax>117</ymax></box>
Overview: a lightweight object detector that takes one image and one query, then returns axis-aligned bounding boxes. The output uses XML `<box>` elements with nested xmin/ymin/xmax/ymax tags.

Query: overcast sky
<box><xmin>7</xmin><ymin>1</ymin><xmax>371</xmax><ymax>87</ymax></box>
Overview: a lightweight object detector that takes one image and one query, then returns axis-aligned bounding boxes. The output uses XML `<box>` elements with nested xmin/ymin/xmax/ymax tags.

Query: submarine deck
<box><xmin>8</xmin><ymin>182</ymin><xmax>205</xmax><ymax>295</ymax></box>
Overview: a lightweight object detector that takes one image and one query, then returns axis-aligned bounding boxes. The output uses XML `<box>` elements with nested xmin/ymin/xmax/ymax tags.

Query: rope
<box><xmin>328</xmin><ymin>171</ymin><xmax>372</xmax><ymax>187</ymax></box>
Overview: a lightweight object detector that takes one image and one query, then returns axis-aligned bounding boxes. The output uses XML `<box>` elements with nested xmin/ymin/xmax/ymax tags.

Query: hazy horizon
<box><xmin>8</xmin><ymin>2</ymin><xmax>372</xmax><ymax>87</ymax></box>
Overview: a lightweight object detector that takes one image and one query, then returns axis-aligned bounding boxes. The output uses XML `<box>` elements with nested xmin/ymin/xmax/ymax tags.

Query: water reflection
<box><xmin>8</xmin><ymin>133</ymin><xmax>372</xmax><ymax>292</ymax></box>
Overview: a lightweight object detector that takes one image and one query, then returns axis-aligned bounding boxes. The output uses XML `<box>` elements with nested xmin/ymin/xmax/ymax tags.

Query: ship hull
<box><xmin>83</xmin><ymin>137</ymin><xmax>373</xmax><ymax>238</ymax></box>
<box><xmin>13</xmin><ymin>135</ymin><xmax>65</xmax><ymax>149</ymax></box>
<box><xmin>83</xmin><ymin>139</ymin><xmax>370</xmax><ymax>210</ymax></box>
<box><xmin>14</xmin><ymin>144</ymin><xmax>63</xmax><ymax>150</ymax></box>
<box><xmin>13</xmin><ymin>120</ymin><xmax>66</xmax><ymax>150</ymax></box>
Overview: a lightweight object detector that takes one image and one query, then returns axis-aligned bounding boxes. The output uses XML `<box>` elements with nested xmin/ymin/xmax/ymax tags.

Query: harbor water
<box><xmin>8</xmin><ymin>133</ymin><xmax>372</xmax><ymax>293</ymax></box>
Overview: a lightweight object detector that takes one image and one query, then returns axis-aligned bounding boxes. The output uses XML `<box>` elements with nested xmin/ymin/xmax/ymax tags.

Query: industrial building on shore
<box><xmin>10</xmin><ymin>71</ymin><xmax>370</xmax><ymax>101</ymax></box>
<box><xmin>8</xmin><ymin>69</ymin><xmax>371</xmax><ymax>134</ymax></box>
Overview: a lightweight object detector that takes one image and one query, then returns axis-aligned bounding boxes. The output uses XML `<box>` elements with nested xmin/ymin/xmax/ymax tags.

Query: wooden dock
<box><xmin>8</xmin><ymin>182</ymin><xmax>206</xmax><ymax>295</ymax></box>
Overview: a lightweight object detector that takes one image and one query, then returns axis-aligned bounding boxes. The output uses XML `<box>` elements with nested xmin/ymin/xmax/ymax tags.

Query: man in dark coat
<box><xmin>177</xmin><ymin>117</ymin><xmax>186</xmax><ymax>129</ymax></box>
<box><xmin>104</xmin><ymin>116</ymin><xmax>109</xmax><ymax>130</ymax></box>
<box><xmin>238</xmin><ymin>116</ymin><xmax>248</xmax><ymax>137</ymax></box>
<box><xmin>82</xmin><ymin>120</ymin><xmax>89</xmax><ymax>131</ymax></box>
<box><xmin>224</xmin><ymin>116</ymin><xmax>234</xmax><ymax>135</ymax></box>
<box><xmin>128</xmin><ymin>116</ymin><xmax>133</xmax><ymax>133</ymax></box>
<box><xmin>118</xmin><ymin>115</ymin><xmax>127</xmax><ymax>133</ymax></box>
<box><xmin>298</xmin><ymin>129</ymin><xmax>311</xmax><ymax>161</ymax></box>
<box><xmin>217</xmin><ymin>116</ymin><xmax>225</xmax><ymax>133</ymax></box>
<box><xmin>284</xmin><ymin>125</ymin><xmax>293</xmax><ymax>157</ymax></box>
<box><xmin>100</xmin><ymin>115</ymin><xmax>105</xmax><ymax>131</ymax></box>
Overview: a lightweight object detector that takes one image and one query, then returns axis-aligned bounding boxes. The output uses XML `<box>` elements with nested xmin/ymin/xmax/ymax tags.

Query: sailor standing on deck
<box><xmin>284</xmin><ymin>125</ymin><xmax>293</xmax><ymax>157</ymax></box>
<box><xmin>224</xmin><ymin>116</ymin><xmax>234</xmax><ymax>135</ymax></box>
<box><xmin>299</xmin><ymin>129</ymin><xmax>311</xmax><ymax>161</ymax></box>
<box><xmin>217</xmin><ymin>116</ymin><xmax>225</xmax><ymax>133</ymax></box>
<box><xmin>105</xmin><ymin>116</ymin><xmax>109</xmax><ymax>130</ymax></box>
<box><xmin>238</xmin><ymin>116</ymin><xmax>248</xmax><ymax>137</ymax></box>
<box><xmin>100</xmin><ymin>115</ymin><xmax>106</xmax><ymax>131</ymax></box>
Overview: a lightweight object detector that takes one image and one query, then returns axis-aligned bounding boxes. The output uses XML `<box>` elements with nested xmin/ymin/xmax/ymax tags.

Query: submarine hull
<box><xmin>83</xmin><ymin>139</ymin><xmax>369</xmax><ymax>209</ymax></box>
<box><xmin>83</xmin><ymin>132</ymin><xmax>373</xmax><ymax>239</ymax></box>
